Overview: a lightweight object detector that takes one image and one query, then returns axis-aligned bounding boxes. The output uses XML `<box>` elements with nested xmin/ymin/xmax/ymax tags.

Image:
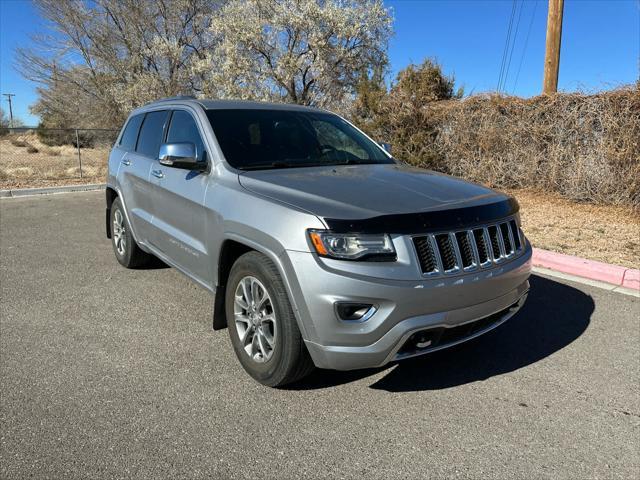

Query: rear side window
<box><xmin>136</xmin><ymin>111</ymin><xmax>169</xmax><ymax>158</ymax></box>
<box><xmin>166</xmin><ymin>110</ymin><xmax>207</xmax><ymax>162</ymax></box>
<box><xmin>119</xmin><ymin>114</ymin><xmax>144</xmax><ymax>151</ymax></box>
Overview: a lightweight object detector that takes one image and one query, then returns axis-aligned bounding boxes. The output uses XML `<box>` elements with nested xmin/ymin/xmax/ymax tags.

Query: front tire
<box><xmin>226</xmin><ymin>251</ymin><xmax>314</xmax><ymax>387</ymax></box>
<box><xmin>110</xmin><ymin>197</ymin><xmax>153</xmax><ymax>268</ymax></box>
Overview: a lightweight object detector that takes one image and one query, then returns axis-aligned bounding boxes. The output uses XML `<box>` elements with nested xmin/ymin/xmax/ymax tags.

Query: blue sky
<box><xmin>1</xmin><ymin>0</ymin><xmax>638</xmax><ymax>126</ymax></box>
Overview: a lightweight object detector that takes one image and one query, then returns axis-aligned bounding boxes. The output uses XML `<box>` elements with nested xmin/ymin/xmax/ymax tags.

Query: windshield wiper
<box><xmin>338</xmin><ymin>159</ymin><xmax>384</xmax><ymax>166</ymax></box>
<box><xmin>239</xmin><ymin>160</ymin><xmax>328</xmax><ymax>171</ymax></box>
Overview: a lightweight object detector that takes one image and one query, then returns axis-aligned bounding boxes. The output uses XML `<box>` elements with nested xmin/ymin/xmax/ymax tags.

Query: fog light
<box><xmin>335</xmin><ymin>302</ymin><xmax>377</xmax><ymax>322</ymax></box>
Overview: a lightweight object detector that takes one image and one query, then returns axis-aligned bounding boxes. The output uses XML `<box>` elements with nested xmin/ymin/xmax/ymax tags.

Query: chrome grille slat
<box><xmin>509</xmin><ymin>219</ymin><xmax>522</xmax><ymax>251</ymax></box>
<box><xmin>429</xmin><ymin>234</ymin><xmax>444</xmax><ymax>273</ymax></box>
<box><xmin>473</xmin><ymin>228</ymin><xmax>490</xmax><ymax>265</ymax></box>
<box><xmin>449</xmin><ymin>232</ymin><xmax>463</xmax><ymax>271</ymax></box>
<box><xmin>467</xmin><ymin>230</ymin><xmax>481</xmax><ymax>267</ymax></box>
<box><xmin>496</xmin><ymin>224</ymin><xmax>507</xmax><ymax>258</ymax></box>
<box><xmin>412</xmin><ymin>216</ymin><xmax>525</xmax><ymax>277</ymax></box>
<box><xmin>505</xmin><ymin>222</ymin><xmax>516</xmax><ymax>256</ymax></box>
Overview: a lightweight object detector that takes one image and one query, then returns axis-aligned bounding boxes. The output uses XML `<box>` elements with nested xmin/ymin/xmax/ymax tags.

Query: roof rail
<box><xmin>146</xmin><ymin>95</ymin><xmax>197</xmax><ymax>105</ymax></box>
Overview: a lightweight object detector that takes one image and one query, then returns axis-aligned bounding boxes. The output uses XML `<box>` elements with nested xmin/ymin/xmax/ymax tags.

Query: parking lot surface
<box><xmin>1</xmin><ymin>191</ymin><xmax>639</xmax><ymax>479</ymax></box>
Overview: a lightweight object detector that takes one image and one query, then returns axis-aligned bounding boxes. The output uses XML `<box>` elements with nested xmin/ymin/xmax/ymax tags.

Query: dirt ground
<box><xmin>0</xmin><ymin>132</ymin><xmax>112</xmax><ymax>188</ymax></box>
<box><xmin>510</xmin><ymin>189</ymin><xmax>639</xmax><ymax>268</ymax></box>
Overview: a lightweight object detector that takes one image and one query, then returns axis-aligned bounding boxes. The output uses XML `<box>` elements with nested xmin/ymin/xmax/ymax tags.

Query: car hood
<box><xmin>238</xmin><ymin>163</ymin><xmax>510</xmax><ymax>222</ymax></box>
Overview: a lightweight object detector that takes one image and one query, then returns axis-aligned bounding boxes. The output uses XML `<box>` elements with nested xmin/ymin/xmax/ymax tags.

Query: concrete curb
<box><xmin>0</xmin><ymin>183</ymin><xmax>105</xmax><ymax>198</ymax></box>
<box><xmin>532</xmin><ymin>248</ymin><xmax>639</xmax><ymax>291</ymax></box>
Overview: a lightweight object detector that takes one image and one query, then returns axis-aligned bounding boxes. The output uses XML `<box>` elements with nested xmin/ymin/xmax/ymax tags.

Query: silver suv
<box><xmin>106</xmin><ymin>97</ymin><xmax>532</xmax><ymax>387</ymax></box>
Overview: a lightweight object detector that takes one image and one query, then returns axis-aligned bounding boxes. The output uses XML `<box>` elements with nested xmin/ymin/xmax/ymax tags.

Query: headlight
<box><xmin>307</xmin><ymin>230</ymin><xmax>396</xmax><ymax>261</ymax></box>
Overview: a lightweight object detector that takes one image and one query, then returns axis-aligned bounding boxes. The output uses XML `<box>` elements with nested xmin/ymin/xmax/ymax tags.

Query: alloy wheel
<box><xmin>233</xmin><ymin>276</ymin><xmax>277</xmax><ymax>363</ymax></box>
<box><xmin>113</xmin><ymin>209</ymin><xmax>127</xmax><ymax>256</ymax></box>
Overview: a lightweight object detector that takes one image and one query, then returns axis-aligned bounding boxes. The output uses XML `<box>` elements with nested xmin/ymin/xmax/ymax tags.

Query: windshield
<box><xmin>206</xmin><ymin>108</ymin><xmax>394</xmax><ymax>170</ymax></box>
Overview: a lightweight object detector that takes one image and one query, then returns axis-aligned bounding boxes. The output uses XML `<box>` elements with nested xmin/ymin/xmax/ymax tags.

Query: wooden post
<box><xmin>543</xmin><ymin>0</ymin><xmax>564</xmax><ymax>94</ymax></box>
<box><xmin>75</xmin><ymin>129</ymin><xmax>83</xmax><ymax>179</ymax></box>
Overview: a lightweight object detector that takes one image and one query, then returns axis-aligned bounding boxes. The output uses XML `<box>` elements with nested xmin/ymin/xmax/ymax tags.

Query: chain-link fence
<box><xmin>0</xmin><ymin>127</ymin><xmax>119</xmax><ymax>188</ymax></box>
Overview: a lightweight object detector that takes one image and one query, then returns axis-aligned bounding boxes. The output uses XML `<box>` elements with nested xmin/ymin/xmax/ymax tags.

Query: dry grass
<box><xmin>511</xmin><ymin>188</ymin><xmax>640</xmax><ymax>268</ymax></box>
<box><xmin>0</xmin><ymin>132</ymin><xmax>111</xmax><ymax>188</ymax></box>
<box><xmin>373</xmin><ymin>86</ymin><xmax>640</xmax><ymax>209</ymax></box>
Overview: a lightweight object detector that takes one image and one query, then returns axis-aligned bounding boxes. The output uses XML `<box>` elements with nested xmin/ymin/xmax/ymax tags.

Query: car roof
<box><xmin>137</xmin><ymin>96</ymin><xmax>327</xmax><ymax>114</ymax></box>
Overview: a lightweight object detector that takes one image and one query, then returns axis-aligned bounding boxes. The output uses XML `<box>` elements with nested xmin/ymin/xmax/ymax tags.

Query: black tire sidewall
<box><xmin>226</xmin><ymin>253</ymin><xmax>298</xmax><ymax>386</ymax></box>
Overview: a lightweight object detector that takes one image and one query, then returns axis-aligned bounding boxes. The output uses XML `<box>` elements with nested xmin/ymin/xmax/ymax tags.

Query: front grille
<box><xmin>413</xmin><ymin>217</ymin><xmax>524</xmax><ymax>275</ymax></box>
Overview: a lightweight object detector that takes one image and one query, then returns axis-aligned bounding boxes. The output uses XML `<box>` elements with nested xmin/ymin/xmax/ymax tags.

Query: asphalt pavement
<box><xmin>1</xmin><ymin>191</ymin><xmax>638</xmax><ymax>479</ymax></box>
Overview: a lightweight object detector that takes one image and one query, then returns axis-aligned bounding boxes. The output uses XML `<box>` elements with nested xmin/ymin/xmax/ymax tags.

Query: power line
<box><xmin>512</xmin><ymin>0</ymin><xmax>539</xmax><ymax>93</ymax></box>
<box><xmin>497</xmin><ymin>0</ymin><xmax>518</xmax><ymax>93</ymax></box>
<box><xmin>501</xmin><ymin>0</ymin><xmax>525</xmax><ymax>93</ymax></box>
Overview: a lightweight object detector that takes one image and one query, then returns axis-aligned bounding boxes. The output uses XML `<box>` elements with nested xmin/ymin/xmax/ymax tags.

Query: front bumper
<box><xmin>281</xmin><ymin>243</ymin><xmax>532</xmax><ymax>371</ymax></box>
<box><xmin>305</xmin><ymin>283</ymin><xmax>528</xmax><ymax>370</ymax></box>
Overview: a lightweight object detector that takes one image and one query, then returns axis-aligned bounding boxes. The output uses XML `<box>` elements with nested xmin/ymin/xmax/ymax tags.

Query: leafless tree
<box><xmin>18</xmin><ymin>0</ymin><xmax>220</xmax><ymax>128</ymax></box>
<box><xmin>197</xmin><ymin>0</ymin><xmax>392</xmax><ymax>112</ymax></box>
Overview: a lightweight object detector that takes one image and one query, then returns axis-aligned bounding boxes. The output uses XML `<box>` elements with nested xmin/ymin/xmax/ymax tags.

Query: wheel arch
<box><xmin>213</xmin><ymin>239</ymin><xmax>255</xmax><ymax>330</ymax></box>
<box><xmin>212</xmin><ymin>235</ymin><xmax>305</xmax><ymax>339</ymax></box>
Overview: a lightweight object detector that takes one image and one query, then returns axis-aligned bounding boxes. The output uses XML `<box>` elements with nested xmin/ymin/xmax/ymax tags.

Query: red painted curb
<box><xmin>532</xmin><ymin>248</ymin><xmax>639</xmax><ymax>290</ymax></box>
<box><xmin>622</xmin><ymin>269</ymin><xmax>640</xmax><ymax>290</ymax></box>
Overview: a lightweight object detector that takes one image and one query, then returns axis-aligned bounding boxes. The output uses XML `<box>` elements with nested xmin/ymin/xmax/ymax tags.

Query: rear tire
<box><xmin>226</xmin><ymin>251</ymin><xmax>315</xmax><ymax>387</ymax></box>
<box><xmin>110</xmin><ymin>197</ymin><xmax>153</xmax><ymax>268</ymax></box>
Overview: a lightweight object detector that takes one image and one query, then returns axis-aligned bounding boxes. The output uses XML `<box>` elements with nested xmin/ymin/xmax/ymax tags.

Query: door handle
<box><xmin>121</xmin><ymin>158</ymin><xmax>131</xmax><ymax>166</ymax></box>
<box><xmin>151</xmin><ymin>169</ymin><xmax>164</xmax><ymax>179</ymax></box>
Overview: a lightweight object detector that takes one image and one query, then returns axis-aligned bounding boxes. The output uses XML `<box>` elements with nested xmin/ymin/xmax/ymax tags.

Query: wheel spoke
<box><xmin>256</xmin><ymin>291</ymin><xmax>269</xmax><ymax>309</ymax></box>
<box><xmin>251</xmin><ymin>281</ymin><xmax>260</xmax><ymax>305</ymax></box>
<box><xmin>257</xmin><ymin>330</ymin><xmax>270</xmax><ymax>356</ymax></box>
<box><xmin>234</xmin><ymin>312</ymin><xmax>250</xmax><ymax>326</ymax></box>
<box><xmin>234</xmin><ymin>295</ymin><xmax>249</xmax><ymax>311</ymax></box>
<box><xmin>239</xmin><ymin>324</ymin><xmax>253</xmax><ymax>345</ymax></box>
<box><xmin>251</xmin><ymin>333</ymin><xmax>262</xmax><ymax>360</ymax></box>
<box><xmin>261</xmin><ymin>328</ymin><xmax>275</xmax><ymax>348</ymax></box>
<box><xmin>241</xmin><ymin>279</ymin><xmax>252</xmax><ymax>305</ymax></box>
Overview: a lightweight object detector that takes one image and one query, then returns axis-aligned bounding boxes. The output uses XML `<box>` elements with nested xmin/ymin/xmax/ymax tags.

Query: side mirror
<box><xmin>380</xmin><ymin>142</ymin><xmax>392</xmax><ymax>154</ymax></box>
<box><xmin>159</xmin><ymin>142</ymin><xmax>204</xmax><ymax>170</ymax></box>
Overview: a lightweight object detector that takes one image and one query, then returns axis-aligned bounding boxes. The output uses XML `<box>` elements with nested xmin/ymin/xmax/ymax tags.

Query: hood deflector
<box><xmin>323</xmin><ymin>197</ymin><xmax>520</xmax><ymax>234</ymax></box>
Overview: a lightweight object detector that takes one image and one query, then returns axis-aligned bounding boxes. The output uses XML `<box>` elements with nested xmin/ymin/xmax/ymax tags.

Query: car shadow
<box><xmin>136</xmin><ymin>256</ymin><xmax>170</xmax><ymax>270</ymax></box>
<box><xmin>288</xmin><ymin>275</ymin><xmax>594</xmax><ymax>392</ymax></box>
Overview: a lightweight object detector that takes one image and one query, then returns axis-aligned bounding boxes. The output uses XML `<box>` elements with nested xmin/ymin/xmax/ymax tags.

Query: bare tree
<box><xmin>199</xmin><ymin>0</ymin><xmax>392</xmax><ymax>111</ymax></box>
<box><xmin>18</xmin><ymin>0</ymin><xmax>220</xmax><ymax>128</ymax></box>
<box><xmin>0</xmin><ymin>107</ymin><xmax>9</xmax><ymax>129</ymax></box>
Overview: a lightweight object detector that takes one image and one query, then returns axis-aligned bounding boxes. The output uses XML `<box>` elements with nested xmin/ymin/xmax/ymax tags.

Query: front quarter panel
<box><xmin>204</xmin><ymin>173</ymin><xmax>324</xmax><ymax>336</ymax></box>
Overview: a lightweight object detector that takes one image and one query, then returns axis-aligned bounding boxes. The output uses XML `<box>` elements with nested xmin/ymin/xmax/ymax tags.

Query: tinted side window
<box><xmin>119</xmin><ymin>114</ymin><xmax>144</xmax><ymax>151</ymax></box>
<box><xmin>136</xmin><ymin>111</ymin><xmax>169</xmax><ymax>158</ymax></box>
<box><xmin>166</xmin><ymin>111</ymin><xmax>207</xmax><ymax>162</ymax></box>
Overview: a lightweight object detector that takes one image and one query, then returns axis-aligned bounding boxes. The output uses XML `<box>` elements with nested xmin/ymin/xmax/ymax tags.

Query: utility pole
<box><xmin>543</xmin><ymin>0</ymin><xmax>564</xmax><ymax>94</ymax></box>
<box><xmin>2</xmin><ymin>93</ymin><xmax>16</xmax><ymax>128</ymax></box>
